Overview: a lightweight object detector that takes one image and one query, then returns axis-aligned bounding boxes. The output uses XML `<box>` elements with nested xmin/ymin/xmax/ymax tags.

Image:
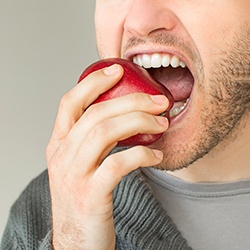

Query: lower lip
<box><xmin>169</xmin><ymin>98</ymin><xmax>191</xmax><ymax>127</ymax></box>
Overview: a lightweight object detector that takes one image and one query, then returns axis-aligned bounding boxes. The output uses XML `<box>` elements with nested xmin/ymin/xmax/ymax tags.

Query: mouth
<box><xmin>132</xmin><ymin>53</ymin><xmax>194</xmax><ymax>119</ymax></box>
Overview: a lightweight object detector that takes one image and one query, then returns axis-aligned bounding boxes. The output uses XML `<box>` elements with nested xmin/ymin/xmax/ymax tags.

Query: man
<box><xmin>1</xmin><ymin>1</ymin><xmax>250</xmax><ymax>249</ymax></box>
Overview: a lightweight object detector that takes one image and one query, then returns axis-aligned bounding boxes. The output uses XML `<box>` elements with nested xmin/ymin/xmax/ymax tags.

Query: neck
<box><xmin>169</xmin><ymin>113</ymin><xmax>250</xmax><ymax>183</ymax></box>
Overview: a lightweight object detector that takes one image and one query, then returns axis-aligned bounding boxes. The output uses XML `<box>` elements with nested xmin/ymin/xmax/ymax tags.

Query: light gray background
<box><xmin>0</xmin><ymin>1</ymin><xmax>98</xmax><ymax>238</ymax></box>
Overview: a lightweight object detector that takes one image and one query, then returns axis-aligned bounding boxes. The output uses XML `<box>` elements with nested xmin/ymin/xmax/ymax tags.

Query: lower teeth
<box><xmin>169</xmin><ymin>99</ymin><xmax>189</xmax><ymax>117</ymax></box>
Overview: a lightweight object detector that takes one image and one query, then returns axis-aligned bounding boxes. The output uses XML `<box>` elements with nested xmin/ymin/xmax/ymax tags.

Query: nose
<box><xmin>124</xmin><ymin>0</ymin><xmax>178</xmax><ymax>37</ymax></box>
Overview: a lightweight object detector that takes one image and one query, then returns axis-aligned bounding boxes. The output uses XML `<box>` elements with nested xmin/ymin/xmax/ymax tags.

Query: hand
<box><xmin>46</xmin><ymin>64</ymin><xmax>170</xmax><ymax>249</ymax></box>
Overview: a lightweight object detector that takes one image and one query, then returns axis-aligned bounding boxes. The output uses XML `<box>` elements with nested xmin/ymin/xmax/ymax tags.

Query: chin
<box><xmin>149</xmin><ymin>128</ymin><xmax>207</xmax><ymax>171</ymax></box>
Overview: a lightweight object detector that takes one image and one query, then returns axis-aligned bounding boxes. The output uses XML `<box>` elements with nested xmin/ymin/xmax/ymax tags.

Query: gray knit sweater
<box><xmin>1</xmin><ymin>169</ymin><xmax>191</xmax><ymax>249</ymax></box>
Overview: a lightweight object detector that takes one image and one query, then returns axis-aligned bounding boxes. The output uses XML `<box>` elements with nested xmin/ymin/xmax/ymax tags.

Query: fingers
<box><xmin>47</xmin><ymin>61</ymin><xmax>171</xmax><ymax>184</ymax></box>
<box><xmin>67</xmin><ymin>92</ymin><xmax>169</xmax><ymax>146</ymax></box>
<box><xmin>51</xmin><ymin>64</ymin><xmax>124</xmax><ymax>142</ymax></box>
<box><xmin>80</xmin><ymin>93</ymin><xmax>169</xmax><ymax>127</ymax></box>
<box><xmin>46</xmin><ymin>64</ymin><xmax>124</xmax><ymax>161</ymax></box>
<box><xmin>48</xmin><ymin>89</ymin><xmax>170</xmax><ymax>165</ymax></box>
<box><xmin>93</xmin><ymin>146</ymin><xmax>163</xmax><ymax>193</ymax></box>
<box><xmin>46</xmin><ymin>63</ymin><xmax>170</xmax><ymax>250</ymax></box>
<box><xmin>70</xmin><ymin>111</ymin><xmax>169</xmax><ymax>176</ymax></box>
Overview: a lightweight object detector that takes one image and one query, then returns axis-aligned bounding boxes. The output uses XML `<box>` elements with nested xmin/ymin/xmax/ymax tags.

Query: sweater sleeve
<box><xmin>1</xmin><ymin>218</ymin><xmax>52</xmax><ymax>250</ymax></box>
<box><xmin>38</xmin><ymin>231</ymin><xmax>53</xmax><ymax>250</ymax></box>
<box><xmin>1</xmin><ymin>216</ymin><xmax>26</xmax><ymax>250</ymax></box>
<box><xmin>1</xmin><ymin>170</ymin><xmax>52</xmax><ymax>250</ymax></box>
<box><xmin>1</xmin><ymin>168</ymin><xmax>190</xmax><ymax>250</ymax></box>
<box><xmin>113</xmin><ymin>170</ymin><xmax>192</xmax><ymax>250</ymax></box>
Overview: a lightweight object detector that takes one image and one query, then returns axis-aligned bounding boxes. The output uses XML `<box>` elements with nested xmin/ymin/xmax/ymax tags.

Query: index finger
<box><xmin>51</xmin><ymin>64</ymin><xmax>124</xmax><ymax>142</ymax></box>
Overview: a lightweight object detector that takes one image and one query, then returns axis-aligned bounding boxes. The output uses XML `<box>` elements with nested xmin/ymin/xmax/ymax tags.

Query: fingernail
<box><xmin>152</xmin><ymin>150</ymin><xmax>163</xmax><ymax>160</ymax></box>
<box><xmin>151</xmin><ymin>95</ymin><xmax>168</xmax><ymax>105</ymax></box>
<box><xmin>103</xmin><ymin>64</ymin><xmax>121</xmax><ymax>76</ymax></box>
<box><xmin>156</xmin><ymin>116</ymin><xmax>169</xmax><ymax>127</ymax></box>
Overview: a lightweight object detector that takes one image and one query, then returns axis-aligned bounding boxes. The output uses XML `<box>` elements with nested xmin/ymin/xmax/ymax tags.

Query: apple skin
<box><xmin>78</xmin><ymin>58</ymin><xmax>174</xmax><ymax>146</ymax></box>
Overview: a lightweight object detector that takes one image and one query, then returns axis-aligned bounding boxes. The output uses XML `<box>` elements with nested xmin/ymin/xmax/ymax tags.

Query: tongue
<box><xmin>148</xmin><ymin>67</ymin><xmax>194</xmax><ymax>101</ymax></box>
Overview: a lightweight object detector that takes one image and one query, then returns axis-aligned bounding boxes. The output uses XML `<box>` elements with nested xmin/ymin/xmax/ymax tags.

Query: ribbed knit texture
<box><xmin>1</xmin><ymin>171</ymin><xmax>52</xmax><ymax>250</ymax></box>
<box><xmin>114</xmin><ymin>170</ymin><xmax>191</xmax><ymax>250</ymax></box>
<box><xmin>1</xmin><ymin>169</ymin><xmax>191</xmax><ymax>249</ymax></box>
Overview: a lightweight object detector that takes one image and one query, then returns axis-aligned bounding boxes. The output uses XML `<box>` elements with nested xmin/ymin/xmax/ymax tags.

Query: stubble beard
<box><xmin>97</xmin><ymin>24</ymin><xmax>250</xmax><ymax>172</ymax></box>
<box><xmin>158</xmin><ymin>26</ymin><xmax>250</xmax><ymax>171</ymax></box>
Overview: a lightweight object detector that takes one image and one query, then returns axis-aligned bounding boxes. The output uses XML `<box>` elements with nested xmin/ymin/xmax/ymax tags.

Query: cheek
<box><xmin>183</xmin><ymin>3</ymin><xmax>250</xmax><ymax>82</ymax></box>
<box><xmin>95</xmin><ymin>6</ymin><xmax>127</xmax><ymax>59</ymax></box>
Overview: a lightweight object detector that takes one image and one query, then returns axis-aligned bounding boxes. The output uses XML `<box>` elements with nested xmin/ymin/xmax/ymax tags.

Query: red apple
<box><xmin>78</xmin><ymin>58</ymin><xmax>174</xmax><ymax>146</ymax></box>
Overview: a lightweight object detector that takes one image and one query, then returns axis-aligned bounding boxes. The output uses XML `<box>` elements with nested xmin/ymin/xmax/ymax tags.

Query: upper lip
<box><xmin>123</xmin><ymin>46</ymin><xmax>194</xmax><ymax>77</ymax></box>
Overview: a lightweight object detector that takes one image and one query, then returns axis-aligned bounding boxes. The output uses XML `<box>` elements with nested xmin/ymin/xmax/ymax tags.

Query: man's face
<box><xmin>95</xmin><ymin>0</ymin><xmax>250</xmax><ymax>171</ymax></box>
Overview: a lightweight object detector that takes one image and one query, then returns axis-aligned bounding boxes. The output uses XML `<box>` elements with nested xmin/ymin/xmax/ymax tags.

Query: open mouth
<box><xmin>133</xmin><ymin>53</ymin><xmax>194</xmax><ymax>118</ymax></box>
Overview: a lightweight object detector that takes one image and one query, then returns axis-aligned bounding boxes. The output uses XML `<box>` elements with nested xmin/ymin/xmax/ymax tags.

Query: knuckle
<box><xmin>135</xmin><ymin>146</ymin><xmax>148</xmax><ymax>159</ymax></box>
<box><xmin>90</xmin><ymin>121</ymin><xmax>110</xmax><ymax>141</ymax></box>
<box><xmin>104</xmin><ymin>154</ymin><xmax>123</xmax><ymax>175</ymax></box>
<box><xmin>128</xmin><ymin>93</ymin><xmax>154</xmax><ymax>109</ymax></box>
<box><xmin>128</xmin><ymin>93</ymin><xmax>143</xmax><ymax>106</ymax></box>
<box><xmin>132</xmin><ymin>111</ymin><xmax>148</xmax><ymax>124</ymax></box>
<box><xmin>59</xmin><ymin>92</ymin><xmax>72</xmax><ymax>110</ymax></box>
<box><xmin>83</xmin><ymin>104</ymin><xmax>98</xmax><ymax>121</ymax></box>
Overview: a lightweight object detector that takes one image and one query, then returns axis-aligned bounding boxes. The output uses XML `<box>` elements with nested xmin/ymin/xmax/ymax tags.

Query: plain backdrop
<box><xmin>0</xmin><ymin>0</ymin><xmax>98</xmax><ymax>239</ymax></box>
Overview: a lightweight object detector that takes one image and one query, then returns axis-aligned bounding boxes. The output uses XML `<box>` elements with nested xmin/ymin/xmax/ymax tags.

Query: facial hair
<box><xmin>157</xmin><ymin>25</ymin><xmax>250</xmax><ymax>171</ymax></box>
<box><xmin>99</xmin><ymin>24</ymin><xmax>250</xmax><ymax>171</ymax></box>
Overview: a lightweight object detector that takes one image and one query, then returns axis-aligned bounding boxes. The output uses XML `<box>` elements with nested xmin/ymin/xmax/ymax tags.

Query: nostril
<box><xmin>124</xmin><ymin>1</ymin><xmax>177</xmax><ymax>37</ymax></box>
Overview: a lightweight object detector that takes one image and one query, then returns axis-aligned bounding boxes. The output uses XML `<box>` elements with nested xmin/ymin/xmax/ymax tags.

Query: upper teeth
<box><xmin>133</xmin><ymin>53</ymin><xmax>186</xmax><ymax>69</ymax></box>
